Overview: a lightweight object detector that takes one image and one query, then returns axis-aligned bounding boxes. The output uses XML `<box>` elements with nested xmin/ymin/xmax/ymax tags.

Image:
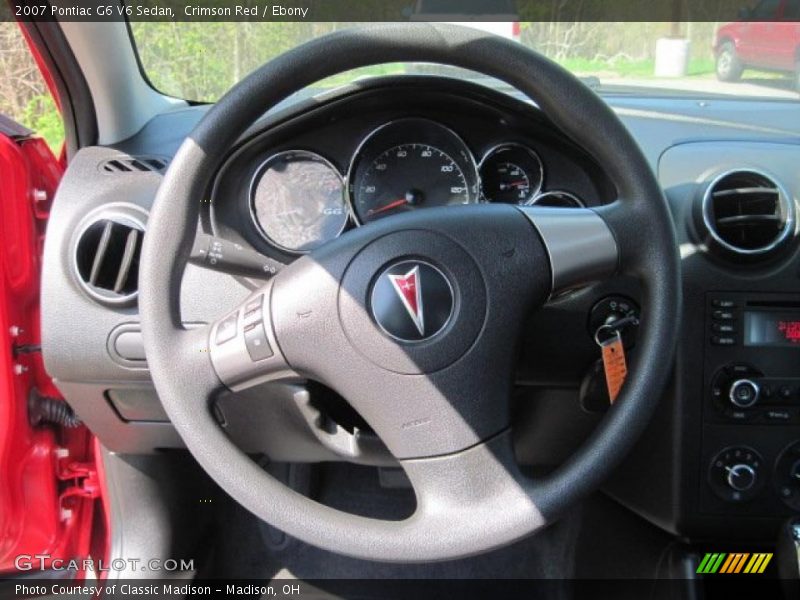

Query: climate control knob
<box><xmin>726</xmin><ymin>463</ymin><xmax>757</xmax><ymax>492</ymax></box>
<box><xmin>709</xmin><ymin>446</ymin><xmax>763</xmax><ymax>502</ymax></box>
<box><xmin>773</xmin><ymin>441</ymin><xmax>800</xmax><ymax>511</ymax></box>
<box><xmin>729</xmin><ymin>379</ymin><xmax>760</xmax><ymax>408</ymax></box>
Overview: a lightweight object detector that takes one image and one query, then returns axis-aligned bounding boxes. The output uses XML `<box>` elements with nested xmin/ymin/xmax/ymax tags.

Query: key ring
<box><xmin>595</xmin><ymin>324</ymin><xmax>622</xmax><ymax>347</ymax></box>
<box><xmin>594</xmin><ymin>314</ymin><xmax>640</xmax><ymax>346</ymax></box>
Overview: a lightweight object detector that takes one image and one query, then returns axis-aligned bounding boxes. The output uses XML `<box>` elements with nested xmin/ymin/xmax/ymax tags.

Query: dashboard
<box><xmin>40</xmin><ymin>75</ymin><xmax>800</xmax><ymax>547</ymax></box>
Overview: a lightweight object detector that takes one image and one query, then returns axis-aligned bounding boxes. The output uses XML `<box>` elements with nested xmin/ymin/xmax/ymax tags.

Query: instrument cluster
<box><xmin>247</xmin><ymin>117</ymin><xmax>586</xmax><ymax>255</ymax></box>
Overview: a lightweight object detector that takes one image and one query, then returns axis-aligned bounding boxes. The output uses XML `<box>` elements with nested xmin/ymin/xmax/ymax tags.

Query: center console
<box><xmin>702</xmin><ymin>292</ymin><xmax>800</xmax><ymax>516</ymax></box>
<box><xmin>606</xmin><ymin>141</ymin><xmax>800</xmax><ymax>543</ymax></box>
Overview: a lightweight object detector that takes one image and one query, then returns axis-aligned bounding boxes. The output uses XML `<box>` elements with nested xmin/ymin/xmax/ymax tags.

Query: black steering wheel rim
<box><xmin>139</xmin><ymin>23</ymin><xmax>680</xmax><ymax>562</ymax></box>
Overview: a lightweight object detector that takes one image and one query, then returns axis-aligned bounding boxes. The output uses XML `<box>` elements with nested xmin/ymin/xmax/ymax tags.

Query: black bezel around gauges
<box><xmin>346</xmin><ymin>118</ymin><xmax>480</xmax><ymax>225</ymax></box>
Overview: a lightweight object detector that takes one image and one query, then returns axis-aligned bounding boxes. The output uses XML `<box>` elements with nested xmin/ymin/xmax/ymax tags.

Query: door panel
<box><xmin>0</xmin><ymin>121</ymin><xmax>106</xmax><ymax>577</ymax></box>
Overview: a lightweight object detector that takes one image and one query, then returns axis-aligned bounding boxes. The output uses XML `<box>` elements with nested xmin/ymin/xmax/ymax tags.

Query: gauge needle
<box><xmin>366</xmin><ymin>198</ymin><xmax>409</xmax><ymax>216</ymax></box>
<box><xmin>500</xmin><ymin>180</ymin><xmax>529</xmax><ymax>190</ymax></box>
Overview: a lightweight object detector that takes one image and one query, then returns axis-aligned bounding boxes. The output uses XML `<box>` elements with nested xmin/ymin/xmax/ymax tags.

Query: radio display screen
<box><xmin>744</xmin><ymin>311</ymin><xmax>800</xmax><ymax>347</ymax></box>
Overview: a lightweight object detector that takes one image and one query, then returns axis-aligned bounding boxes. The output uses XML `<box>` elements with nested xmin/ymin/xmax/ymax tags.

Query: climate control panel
<box><xmin>706</xmin><ymin>441</ymin><xmax>800</xmax><ymax>512</ymax></box>
<box><xmin>774</xmin><ymin>441</ymin><xmax>800</xmax><ymax>510</ymax></box>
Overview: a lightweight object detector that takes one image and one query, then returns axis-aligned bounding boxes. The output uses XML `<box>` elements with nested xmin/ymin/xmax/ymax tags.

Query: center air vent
<box><xmin>701</xmin><ymin>169</ymin><xmax>796</xmax><ymax>257</ymax></box>
<box><xmin>73</xmin><ymin>207</ymin><xmax>147</xmax><ymax>305</ymax></box>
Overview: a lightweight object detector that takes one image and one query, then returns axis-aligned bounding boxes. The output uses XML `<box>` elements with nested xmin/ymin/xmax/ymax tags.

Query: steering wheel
<box><xmin>139</xmin><ymin>24</ymin><xmax>679</xmax><ymax>562</ymax></box>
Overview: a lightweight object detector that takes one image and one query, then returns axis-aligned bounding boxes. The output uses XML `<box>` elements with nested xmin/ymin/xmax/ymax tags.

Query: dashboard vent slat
<box><xmin>88</xmin><ymin>220</ymin><xmax>114</xmax><ymax>286</ymax></box>
<box><xmin>712</xmin><ymin>187</ymin><xmax>778</xmax><ymax>198</ymax></box>
<box><xmin>100</xmin><ymin>156</ymin><xmax>168</xmax><ymax>174</ymax></box>
<box><xmin>701</xmin><ymin>170</ymin><xmax>796</xmax><ymax>257</ymax></box>
<box><xmin>114</xmin><ymin>228</ymin><xmax>141</xmax><ymax>293</ymax></box>
<box><xmin>104</xmin><ymin>159</ymin><xmax>130</xmax><ymax>172</ymax></box>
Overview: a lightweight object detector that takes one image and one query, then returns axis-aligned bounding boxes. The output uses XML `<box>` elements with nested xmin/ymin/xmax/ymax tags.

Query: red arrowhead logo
<box><xmin>388</xmin><ymin>266</ymin><xmax>424</xmax><ymax>336</ymax></box>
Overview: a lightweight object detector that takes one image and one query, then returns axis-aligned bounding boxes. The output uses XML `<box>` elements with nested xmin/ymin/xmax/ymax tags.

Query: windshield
<box><xmin>129</xmin><ymin>20</ymin><xmax>800</xmax><ymax>102</ymax></box>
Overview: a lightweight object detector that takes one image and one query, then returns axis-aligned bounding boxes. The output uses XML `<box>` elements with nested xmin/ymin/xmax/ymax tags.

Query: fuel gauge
<box><xmin>479</xmin><ymin>144</ymin><xmax>544</xmax><ymax>205</ymax></box>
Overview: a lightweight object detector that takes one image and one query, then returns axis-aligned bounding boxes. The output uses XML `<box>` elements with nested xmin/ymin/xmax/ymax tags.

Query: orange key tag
<box><xmin>596</xmin><ymin>327</ymin><xmax>628</xmax><ymax>404</ymax></box>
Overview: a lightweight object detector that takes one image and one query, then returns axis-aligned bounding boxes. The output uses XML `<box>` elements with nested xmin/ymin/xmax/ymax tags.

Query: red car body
<box><xmin>714</xmin><ymin>0</ymin><xmax>800</xmax><ymax>86</ymax></box>
<box><xmin>0</xmin><ymin>24</ymin><xmax>108</xmax><ymax>579</ymax></box>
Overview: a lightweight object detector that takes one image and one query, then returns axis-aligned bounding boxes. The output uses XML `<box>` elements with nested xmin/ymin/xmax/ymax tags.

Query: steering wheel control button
<box><xmin>709</xmin><ymin>446</ymin><xmax>764</xmax><ymax>502</ymax></box>
<box><xmin>729</xmin><ymin>379</ymin><xmax>760</xmax><ymax>408</ymax></box>
<box><xmin>216</xmin><ymin>313</ymin><xmax>239</xmax><ymax>345</ymax></box>
<box><xmin>244</xmin><ymin>322</ymin><xmax>273</xmax><ymax>361</ymax></box>
<box><xmin>209</xmin><ymin>280</ymin><xmax>296</xmax><ymax>390</ymax></box>
<box><xmin>243</xmin><ymin>305</ymin><xmax>262</xmax><ymax>325</ymax></box>
<box><xmin>370</xmin><ymin>261</ymin><xmax>453</xmax><ymax>343</ymax></box>
<box><xmin>245</xmin><ymin>295</ymin><xmax>263</xmax><ymax>315</ymax></box>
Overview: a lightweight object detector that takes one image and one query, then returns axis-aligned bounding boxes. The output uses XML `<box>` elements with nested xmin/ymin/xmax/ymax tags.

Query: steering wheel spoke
<box><xmin>518</xmin><ymin>205</ymin><xmax>619</xmax><ymax>294</ymax></box>
<box><xmin>593</xmin><ymin>197</ymin><xmax>668</xmax><ymax>274</ymax></box>
<box><xmin>385</xmin><ymin>431</ymin><xmax>547</xmax><ymax>558</ymax></box>
<box><xmin>208</xmin><ymin>280</ymin><xmax>298</xmax><ymax>392</ymax></box>
<box><xmin>403</xmin><ymin>430</ymin><xmax>540</xmax><ymax>516</ymax></box>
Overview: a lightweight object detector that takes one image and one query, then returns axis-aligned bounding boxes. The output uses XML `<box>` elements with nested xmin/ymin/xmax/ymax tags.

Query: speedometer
<box><xmin>356</xmin><ymin>144</ymin><xmax>469</xmax><ymax>222</ymax></box>
<box><xmin>348</xmin><ymin>119</ymin><xmax>479</xmax><ymax>225</ymax></box>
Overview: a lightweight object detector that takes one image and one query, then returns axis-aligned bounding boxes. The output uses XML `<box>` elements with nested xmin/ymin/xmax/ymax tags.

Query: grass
<box><xmin>556</xmin><ymin>56</ymin><xmax>717</xmax><ymax>79</ymax></box>
<box><xmin>318</xmin><ymin>63</ymin><xmax>409</xmax><ymax>87</ymax></box>
<box><xmin>311</xmin><ymin>56</ymin><xmax>720</xmax><ymax>89</ymax></box>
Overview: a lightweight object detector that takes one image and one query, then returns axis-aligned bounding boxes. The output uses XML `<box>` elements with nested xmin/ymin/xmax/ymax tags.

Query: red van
<box><xmin>714</xmin><ymin>0</ymin><xmax>800</xmax><ymax>90</ymax></box>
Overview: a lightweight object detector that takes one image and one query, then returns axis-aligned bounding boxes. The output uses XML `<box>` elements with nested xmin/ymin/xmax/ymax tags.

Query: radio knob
<box><xmin>726</xmin><ymin>464</ymin><xmax>757</xmax><ymax>492</ymax></box>
<box><xmin>729</xmin><ymin>379</ymin><xmax>760</xmax><ymax>408</ymax></box>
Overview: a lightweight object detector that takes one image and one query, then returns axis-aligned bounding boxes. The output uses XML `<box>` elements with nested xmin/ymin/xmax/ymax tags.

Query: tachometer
<box><xmin>348</xmin><ymin>119</ymin><xmax>479</xmax><ymax>224</ymax></box>
<box><xmin>250</xmin><ymin>150</ymin><xmax>347</xmax><ymax>254</ymax></box>
<box><xmin>479</xmin><ymin>143</ymin><xmax>544</xmax><ymax>205</ymax></box>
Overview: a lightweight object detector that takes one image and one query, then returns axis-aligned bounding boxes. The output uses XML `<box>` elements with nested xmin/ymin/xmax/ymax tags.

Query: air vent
<box><xmin>701</xmin><ymin>169</ymin><xmax>796</xmax><ymax>257</ymax></box>
<box><xmin>73</xmin><ymin>207</ymin><xmax>147</xmax><ymax>305</ymax></box>
<box><xmin>99</xmin><ymin>155</ymin><xmax>168</xmax><ymax>174</ymax></box>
